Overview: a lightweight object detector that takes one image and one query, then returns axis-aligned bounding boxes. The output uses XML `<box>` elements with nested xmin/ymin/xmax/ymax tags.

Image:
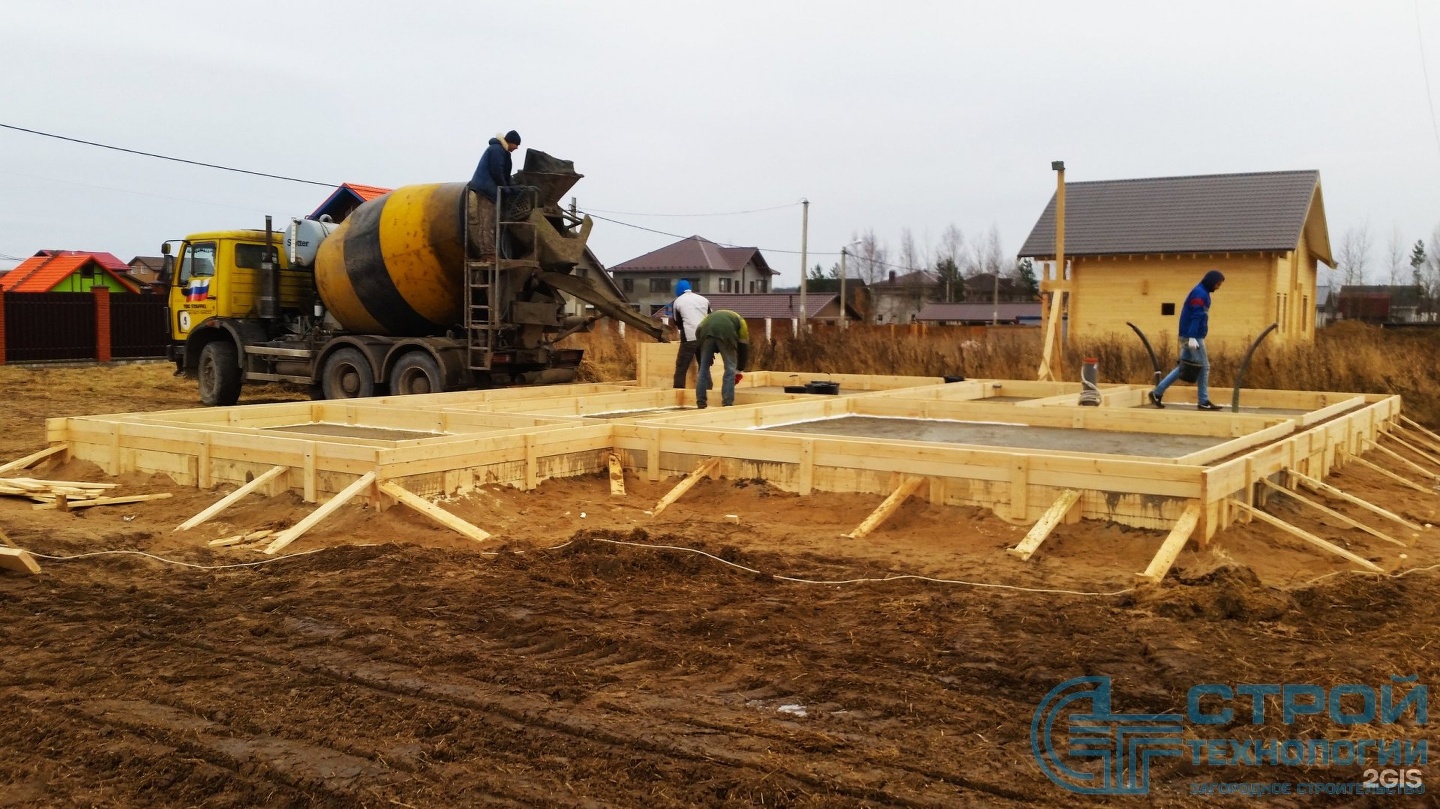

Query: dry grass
<box><xmin>562</xmin><ymin>322</ymin><xmax>1440</xmax><ymax>423</ymax></box>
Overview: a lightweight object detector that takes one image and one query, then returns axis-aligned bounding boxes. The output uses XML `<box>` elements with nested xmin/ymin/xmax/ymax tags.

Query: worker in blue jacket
<box><xmin>1149</xmin><ymin>269</ymin><xmax>1225</xmax><ymax>411</ymax></box>
<box><xmin>468</xmin><ymin>130</ymin><xmax>520</xmax><ymax>202</ymax></box>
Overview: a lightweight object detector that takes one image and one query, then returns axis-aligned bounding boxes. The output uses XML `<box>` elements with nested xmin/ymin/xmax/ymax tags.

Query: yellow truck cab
<box><xmin>167</xmin><ymin>230</ymin><xmax>311</xmax><ymax>341</ymax></box>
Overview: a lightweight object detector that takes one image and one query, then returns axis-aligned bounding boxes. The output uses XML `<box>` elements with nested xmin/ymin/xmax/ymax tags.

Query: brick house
<box><xmin>610</xmin><ymin>236</ymin><xmax>779</xmax><ymax>315</ymax></box>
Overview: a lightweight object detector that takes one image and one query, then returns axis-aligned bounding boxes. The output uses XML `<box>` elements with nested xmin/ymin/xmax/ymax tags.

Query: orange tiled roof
<box><xmin>0</xmin><ymin>253</ymin><xmax>140</xmax><ymax>293</ymax></box>
<box><xmin>344</xmin><ymin>182</ymin><xmax>391</xmax><ymax>201</ymax></box>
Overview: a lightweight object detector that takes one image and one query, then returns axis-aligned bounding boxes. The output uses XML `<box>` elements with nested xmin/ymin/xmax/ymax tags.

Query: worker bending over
<box><xmin>694</xmin><ymin>309</ymin><xmax>749</xmax><ymax>408</ymax></box>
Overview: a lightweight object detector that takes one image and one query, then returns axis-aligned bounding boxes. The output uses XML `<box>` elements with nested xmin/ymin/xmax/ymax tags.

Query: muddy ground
<box><xmin>1</xmin><ymin>363</ymin><xmax>1438</xmax><ymax>807</ymax></box>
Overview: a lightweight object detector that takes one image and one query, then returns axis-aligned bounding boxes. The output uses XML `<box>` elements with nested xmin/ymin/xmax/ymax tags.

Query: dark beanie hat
<box><xmin>505</xmin><ymin>130</ymin><xmax>521</xmax><ymax>145</ymax></box>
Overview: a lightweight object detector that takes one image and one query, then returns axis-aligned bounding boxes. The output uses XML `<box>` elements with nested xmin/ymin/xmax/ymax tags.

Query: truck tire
<box><xmin>198</xmin><ymin>341</ymin><xmax>242</xmax><ymax>407</ymax></box>
<box><xmin>388</xmin><ymin>351</ymin><xmax>443</xmax><ymax>396</ymax></box>
<box><xmin>320</xmin><ymin>347</ymin><xmax>376</xmax><ymax>400</ymax></box>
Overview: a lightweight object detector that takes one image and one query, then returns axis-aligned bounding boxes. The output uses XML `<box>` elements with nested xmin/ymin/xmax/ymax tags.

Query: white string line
<box><xmin>29</xmin><ymin>547</ymin><xmax>329</xmax><ymax>570</ymax></box>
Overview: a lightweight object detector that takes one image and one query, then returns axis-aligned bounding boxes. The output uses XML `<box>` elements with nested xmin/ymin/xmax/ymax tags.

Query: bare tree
<box><xmin>898</xmin><ymin>228</ymin><xmax>920</xmax><ymax>274</ymax></box>
<box><xmin>848</xmin><ymin>229</ymin><xmax>888</xmax><ymax>286</ymax></box>
<box><xmin>978</xmin><ymin>224</ymin><xmax>1006</xmax><ymax>278</ymax></box>
<box><xmin>1386</xmin><ymin>224</ymin><xmax>1407</xmax><ymax>286</ymax></box>
<box><xmin>1336</xmin><ymin>224</ymin><xmax>1373</xmax><ymax>287</ymax></box>
<box><xmin>936</xmin><ymin>224</ymin><xmax>966</xmax><ymax>302</ymax></box>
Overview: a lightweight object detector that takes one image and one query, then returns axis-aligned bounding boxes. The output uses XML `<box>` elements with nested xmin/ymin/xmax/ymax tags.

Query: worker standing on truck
<box><xmin>671</xmin><ymin>279</ymin><xmax>710</xmax><ymax>388</ymax></box>
<box><xmin>1149</xmin><ymin>269</ymin><xmax>1225</xmax><ymax>411</ymax></box>
<box><xmin>694</xmin><ymin>309</ymin><xmax>750</xmax><ymax>409</ymax></box>
<box><xmin>468</xmin><ymin>130</ymin><xmax>531</xmax><ymax>221</ymax></box>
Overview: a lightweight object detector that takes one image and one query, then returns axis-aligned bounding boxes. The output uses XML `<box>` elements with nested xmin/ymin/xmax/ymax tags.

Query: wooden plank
<box><xmin>1261</xmin><ymin>478</ymin><xmax>1405</xmax><ymax>548</ymax></box>
<box><xmin>208</xmin><ymin>530</ymin><xmax>274</xmax><ymax>548</ymax></box>
<box><xmin>1401</xmin><ymin>415</ymin><xmax>1440</xmax><ymax>446</ymax></box>
<box><xmin>1350</xmin><ymin>456</ymin><xmax>1428</xmax><ymax>493</ymax></box>
<box><xmin>33</xmin><ymin>493</ymin><xmax>172</xmax><ymax>511</ymax></box>
<box><xmin>0</xmin><ymin>547</ymin><xmax>42</xmax><ymax>575</ymax></box>
<box><xmin>1288</xmin><ymin>468</ymin><xmax>1424</xmax><ymax>533</ymax></box>
<box><xmin>1393</xmin><ymin>424</ymin><xmax>1440</xmax><ymax>457</ymax></box>
<box><xmin>651</xmin><ymin>458</ymin><xmax>722</xmax><ymax>517</ymax></box>
<box><xmin>1228</xmin><ymin>499</ymin><xmax>1385</xmax><ymax>573</ymax></box>
<box><xmin>0</xmin><ymin>445</ymin><xmax>66</xmax><ymax>476</ymax></box>
<box><xmin>1007</xmin><ymin>488</ymin><xmax>1083</xmax><ymax>561</ymax></box>
<box><xmin>847</xmin><ymin>476</ymin><xmax>927</xmax><ymax>540</ymax></box>
<box><xmin>265</xmin><ymin>471</ymin><xmax>376</xmax><ymax>554</ymax></box>
<box><xmin>608</xmin><ymin>453</ymin><xmax>626</xmax><ymax>497</ymax></box>
<box><xmin>378</xmin><ymin>481</ymin><xmax>491</xmax><ymax>544</ymax></box>
<box><xmin>1364</xmin><ymin>439</ymin><xmax>1440</xmax><ymax>482</ymax></box>
<box><xmin>1383</xmin><ymin>431</ymin><xmax>1440</xmax><ymax>470</ymax></box>
<box><xmin>175</xmin><ymin>465</ymin><xmax>288</xmax><ymax>531</ymax></box>
<box><xmin>1136</xmin><ymin>501</ymin><xmax>1202</xmax><ymax>583</ymax></box>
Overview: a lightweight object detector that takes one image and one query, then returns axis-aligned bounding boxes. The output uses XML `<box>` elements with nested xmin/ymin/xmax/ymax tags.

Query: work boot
<box><xmin>1148</xmin><ymin>391</ymin><xmax>1164</xmax><ymax>409</ymax></box>
<box><xmin>1196</xmin><ymin>401</ymin><xmax>1223</xmax><ymax>411</ymax></box>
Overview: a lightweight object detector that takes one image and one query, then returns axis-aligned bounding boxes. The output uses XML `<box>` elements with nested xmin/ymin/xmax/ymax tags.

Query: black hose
<box><xmin>1231</xmin><ymin>323</ymin><xmax>1279</xmax><ymax>413</ymax></box>
<box><xmin>1125</xmin><ymin>321</ymin><xmax>1162</xmax><ymax>386</ymax></box>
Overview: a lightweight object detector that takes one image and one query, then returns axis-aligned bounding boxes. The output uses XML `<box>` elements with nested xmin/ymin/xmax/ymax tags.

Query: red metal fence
<box><xmin>0</xmin><ymin>289</ymin><xmax>169</xmax><ymax>364</ymax></box>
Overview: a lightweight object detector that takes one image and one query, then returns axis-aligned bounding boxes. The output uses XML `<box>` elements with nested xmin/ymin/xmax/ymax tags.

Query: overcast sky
<box><xmin>4</xmin><ymin>1</ymin><xmax>1440</xmax><ymax>285</ymax></box>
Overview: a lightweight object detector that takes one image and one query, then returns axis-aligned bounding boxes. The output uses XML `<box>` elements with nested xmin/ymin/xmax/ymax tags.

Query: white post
<box><xmin>619</xmin><ymin>322</ymin><xmax>626</xmax><ymax>339</ymax></box>
<box><xmin>840</xmin><ymin>247</ymin><xmax>848</xmax><ymax>330</ymax></box>
<box><xmin>765</xmin><ymin>317</ymin><xmax>773</xmax><ymax>341</ymax></box>
<box><xmin>798</xmin><ymin>198</ymin><xmax>809</xmax><ymax>333</ymax></box>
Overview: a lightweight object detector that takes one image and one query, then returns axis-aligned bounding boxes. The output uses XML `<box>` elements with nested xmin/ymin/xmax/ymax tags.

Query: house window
<box><xmin>719</xmin><ymin>278</ymin><xmax>731</xmax><ymax>292</ymax></box>
<box><xmin>649</xmin><ymin>278</ymin><xmax>670</xmax><ymax>293</ymax></box>
<box><xmin>622</xmin><ymin>277</ymin><xmax>633</xmax><ymax>293</ymax></box>
<box><xmin>80</xmin><ymin>264</ymin><xmax>95</xmax><ymax>279</ymax></box>
<box><xmin>747</xmin><ymin>279</ymin><xmax>768</xmax><ymax>293</ymax></box>
<box><xmin>683</xmin><ymin>277</ymin><xmax>700</xmax><ymax>292</ymax></box>
<box><xmin>1161</xmin><ymin>302</ymin><xmax>1176</xmax><ymax>316</ymax></box>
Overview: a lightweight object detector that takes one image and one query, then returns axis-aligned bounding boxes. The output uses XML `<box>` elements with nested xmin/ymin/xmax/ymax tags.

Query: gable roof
<box><xmin>310</xmin><ymin>182</ymin><xmax>392</xmax><ymax>222</ymax></box>
<box><xmin>1018</xmin><ymin>170</ymin><xmax>1333</xmax><ymax>266</ymax></box>
<box><xmin>870</xmin><ymin>269</ymin><xmax>940</xmax><ymax>289</ymax></box>
<box><xmin>1</xmin><ymin>252</ymin><xmax>140</xmax><ymax>293</ymax></box>
<box><xmin>612</xmin><ymin>235</ymin><xmax>778</xmax><ymax>275</ymax></box>
<box><xmin>128</xmin><ymin>256</ymin><xmax>165</xmax><ymax>272</ymax></box>
<box><xmin>704</xmin><ymin>292</ymin><xmax>859</xmax><ymax>320</ymax></box>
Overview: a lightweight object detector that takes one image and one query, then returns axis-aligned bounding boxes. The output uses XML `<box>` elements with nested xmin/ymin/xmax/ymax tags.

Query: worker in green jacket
<box><xmin>694</xmin><ymin>309</ymin><xmax>750</xmax><ymax>408</ymax></box>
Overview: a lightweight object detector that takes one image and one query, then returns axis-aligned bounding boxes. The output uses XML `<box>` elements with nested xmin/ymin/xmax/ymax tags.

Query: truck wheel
<box><xmin>320</xmin><ymin>348</ymin><xmax>376</xmax><ymax>400</ymax></box>
<box><xmin>388</xmin><ymin>352</ymin><xmax>444</xmax><ymax>396</ymax></box>
<box><xmin>198</xmin><ymin>341</ymin><xmax>242</xmax><ymax>407</ymax></box>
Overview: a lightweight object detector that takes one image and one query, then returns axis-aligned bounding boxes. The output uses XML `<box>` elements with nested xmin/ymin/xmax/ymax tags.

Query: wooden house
<box><xmin>1</xmin><ymin>250</ymin><xmax>140</xmax><ymax>293</ymax></box>
<box><xmin>1018</xmin><ymin>170</ymin><xmax>1333</xmax><ymax>350</ymax></box>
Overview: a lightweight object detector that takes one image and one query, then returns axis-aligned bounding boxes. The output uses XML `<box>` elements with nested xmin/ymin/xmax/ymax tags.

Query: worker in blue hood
<box><xmin>1150</xmin><ymin>269</ymin><xmax>1225</xmax><ymax>411</ymax></box>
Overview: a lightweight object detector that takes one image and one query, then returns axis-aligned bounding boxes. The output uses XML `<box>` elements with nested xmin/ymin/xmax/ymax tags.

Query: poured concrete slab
<box><xmin>762</xmin><ymin>416</ymin><xmax>1225</xmax><ymax>458</ymax></box>
<box><xmin>587</xmin><ymin>407</ymin><xmax>689</xmax><ymax>420</ymax></box>
<box><xmin>267</xmin><ymin>423</ymin><xmax>440</xmax><ymax>442</ymax></box>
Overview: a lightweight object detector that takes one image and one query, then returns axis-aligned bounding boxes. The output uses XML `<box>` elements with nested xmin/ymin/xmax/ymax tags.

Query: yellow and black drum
<box><xmin>313</xmin><ymin>182</ymin><xmax>468</xmax><ymax>337</ymax></box>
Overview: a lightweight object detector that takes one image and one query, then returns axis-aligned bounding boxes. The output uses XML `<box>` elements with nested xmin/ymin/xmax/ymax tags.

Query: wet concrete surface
<box><xmin>587</xmin><ymin>407</ymin><xmax>689</xmax><ymax>420</ymax></box>
<box><xmin>761</xmin><ymin>415</ymin><xmax>1225</xmax><ymax>458</ymax></box>
<box><xmin>268</xmin><ymin>423</ymin><xmax>441</xmax><ymax>442</ymax></box>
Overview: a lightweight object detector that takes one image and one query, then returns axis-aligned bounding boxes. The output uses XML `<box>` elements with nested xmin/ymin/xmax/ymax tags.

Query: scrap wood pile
<box><xmin>0</xmin><ymin>476</ymin><xmax>171</xmax><ymax>510</ymax></box>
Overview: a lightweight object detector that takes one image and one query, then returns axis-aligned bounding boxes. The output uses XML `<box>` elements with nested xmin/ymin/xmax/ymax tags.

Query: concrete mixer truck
<box><xmin>160</xmin><ymin>151</ymin><xmax>666</xmax><ymax>406</ymax></box>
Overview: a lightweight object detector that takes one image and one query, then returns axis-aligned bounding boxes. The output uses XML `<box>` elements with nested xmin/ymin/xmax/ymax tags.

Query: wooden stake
<box><xmin>33</xmin><ymin>493</ymin><xmax>171</xmax><ymax>511</ymax></box>
<box><xmin>608</xmin><ymin>453</ymin><xmax>626</xmax><ymax>497</ymax></box>
<box><xmin>1350</xmin><ymin>456</ymin><xmax>1429</xmax><ymax>493</ymax></box>
<box><xmin>1136</xmin><ymin>501</ymin><xmax>1202</xmax><ymax>583</ymax></box>
<box><xmin>0</xmin><ymin>445</ymin><xmax>66</xmax><ymax>476</ymax></box>
<box><xmin>847</xmin><ymin>476</ymin><xmax>928</xmax><ymax>540</ymax></box>
<box><xmin>1288</xmin><ymin>468</ymin><xmax>1424</xmax><ymax>533</ymax></box>
<box><xmin>651</xmin><ymin>458</ymin><xmax>721</xmax><ymax>517</ymax></box>
<box><xmin>208</xmin><ymin>530</ymin><xmax>274</xmax><ymax>548</ymax></box>
<box><xmin>1261</xmin><ymin>478</ymin><xmax>1405</xmax><ymax>548</ymax></box>
<box><xmin>176</xmin><ymin>465</ymin><xmax>288</xmax><ymax>531</ymax></box>
<box><xmin>1228</xmin><ymin>499</ymin><xmax>1385</xmax><ymax>573</ymax></box>
<box><xmin>378</xmin><ymin>480</ymin><xmax>491</xmax><ymax>544</ymax></box>
<box><xmin>1008</xmin><ymin>489</ymin><xmax>1082</xmax><ymax>561</ymax></box>
<box><xmin>1395</xmin><ymin>424</ymin><xmax>1440</xmax><ymax>457</ymax></box>
<box><xmin>0</xmin><ymin>547</ymin><xmax>41</xmax><ymax>575</ymax></box>
<box><xmin>265</xmin><ymin>471</ymin><xmax>376</xmax><ymax>555</ymax></box>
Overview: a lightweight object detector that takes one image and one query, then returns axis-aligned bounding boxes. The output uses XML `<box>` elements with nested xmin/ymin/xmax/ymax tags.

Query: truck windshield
<box><xmin>178</xmin><ymin>242</ymin><xmax>217</xmax><ymax>285</ymax></box>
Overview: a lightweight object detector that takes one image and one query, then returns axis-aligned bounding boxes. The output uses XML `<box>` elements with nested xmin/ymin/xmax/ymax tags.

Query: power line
<box><xmin>0</xmin><ymin>122</ymin><xmax>339</xmax><ymax>188</ymax></box>
<box><xmin>581</xmin><ymin>200</ymin><xmax>802</xmax><ymax>217</ymax></box>
<box><xmin>1416</xmin><ymin>0</ymin><xmax>1440</xmax><ymax>162</ymax></box>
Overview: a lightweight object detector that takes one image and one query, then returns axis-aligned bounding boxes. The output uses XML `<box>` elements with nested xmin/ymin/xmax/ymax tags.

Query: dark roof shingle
<box><xmin>1018</xmin><ymin>170</ymin><xmax>1326</xmax><ymax>261</ymax></box>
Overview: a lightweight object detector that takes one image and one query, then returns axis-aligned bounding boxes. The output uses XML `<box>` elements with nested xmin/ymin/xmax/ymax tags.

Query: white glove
<box><xmin>1187</xmin><ymin>338</ymin><xmax>1199</xmax><ymax>350</ymax></box>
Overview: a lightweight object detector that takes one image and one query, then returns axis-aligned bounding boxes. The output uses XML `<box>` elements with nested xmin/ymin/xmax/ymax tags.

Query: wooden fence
<box><xmin>0</xmin><ymin>289</ymin><xmax>169</xmax><ymax>364</ymax></box>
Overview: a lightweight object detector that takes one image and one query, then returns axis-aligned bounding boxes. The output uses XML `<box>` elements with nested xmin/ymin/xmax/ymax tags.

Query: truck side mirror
<box><xmin>159</xmin><ymin>254</ymin><xmax>174</xmax><ymax>286</ymax></box>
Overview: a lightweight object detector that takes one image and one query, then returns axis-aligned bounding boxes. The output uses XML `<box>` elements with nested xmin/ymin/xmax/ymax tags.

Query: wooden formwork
<box><xmin>36</xmin><ymin>342</ymin><xmax>1413</xmax><ymax>571</ymax></box>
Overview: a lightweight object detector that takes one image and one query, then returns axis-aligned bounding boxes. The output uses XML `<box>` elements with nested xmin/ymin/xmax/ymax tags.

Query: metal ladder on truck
<box><xmin>462</xmin><ymin>187</ymin><xmax>535</xmax><ymax>375</ymax></box>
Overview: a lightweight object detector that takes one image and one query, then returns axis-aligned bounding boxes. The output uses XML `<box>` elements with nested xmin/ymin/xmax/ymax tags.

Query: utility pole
<box><xmin>840</xmin><ymin>247</ymin><xmax>848</xmax><ymax>330</ymax></box>
<box><xmin>798</xmin><ymin>198</ymin><xmax>809</xmax><ymax>332</ymax></box>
